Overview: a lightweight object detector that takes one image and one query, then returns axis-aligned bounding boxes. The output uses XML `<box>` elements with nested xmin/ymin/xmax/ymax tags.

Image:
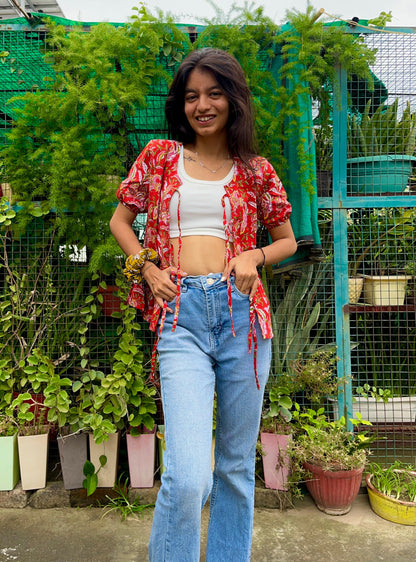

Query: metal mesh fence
<box><xmin>333</xmin><ymin>29</ymin><xmax>416</xmax><ymax>463</ymax></box>
<box><xmin>1</xmin><ymin>21</ymin><xmax>415</xmax><ymax>469</ymax></box>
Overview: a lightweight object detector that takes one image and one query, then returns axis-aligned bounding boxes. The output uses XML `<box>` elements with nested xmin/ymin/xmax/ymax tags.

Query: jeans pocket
<box><xmin>231</xmin><ymin>283</ymin><xmax>250</xmax><ymax>299</ymax></box>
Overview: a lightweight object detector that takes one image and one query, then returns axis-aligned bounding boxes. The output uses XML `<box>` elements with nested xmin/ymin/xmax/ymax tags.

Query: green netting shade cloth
<box><xmin>270</xmin><ymin>32</ymin><xmax>323</xmax><ymax>270</ymax></box>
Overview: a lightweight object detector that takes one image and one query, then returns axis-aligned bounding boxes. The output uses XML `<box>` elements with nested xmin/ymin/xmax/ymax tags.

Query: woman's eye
<box><xmin>211</xmin><ymin>91</ymin><xmax>222</xmax><ymax>98</ymax></box>
<box><xmin>185</xmin><ymin>95</ymin><xmax>197</xmax><ymax>102</ymax></box>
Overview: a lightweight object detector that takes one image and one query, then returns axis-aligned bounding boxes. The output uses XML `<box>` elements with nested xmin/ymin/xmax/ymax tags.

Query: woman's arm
<box><xmin>222</xmin><ymin>220</ymin><xmax>297</xmax><ymax>298</ymax></box>
<box><xmin>109</xmin><ymin>203</ymin><xmax>179</xmax><ymax>307</ymax></box>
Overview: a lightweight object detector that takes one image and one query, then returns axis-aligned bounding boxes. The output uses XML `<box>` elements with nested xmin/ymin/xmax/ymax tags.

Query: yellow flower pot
<box><xmin>366</xmin><ymin>473</ymin><xmax>416</xmax><ymax>525</ymax></box>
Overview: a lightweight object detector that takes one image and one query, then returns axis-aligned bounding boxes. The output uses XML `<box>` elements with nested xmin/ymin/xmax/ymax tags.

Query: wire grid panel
<box><xmin>347</xmin><ymin>32</ymin><xmax>416</xmax><ymax>196</ymax></box>
<box><xmin>346</xmin><ymin>203</ymin><xmax>416</xmax><ymax>462</ymax></box>
<box><xmin>348</xmin><ymin>206</ymin><xmax>416</xmax><ymax>397</ymax></box>
<box><xmin>267</xmin><ymin>210</ymin><xmax>336</xmax><ymax>412</ymax></box>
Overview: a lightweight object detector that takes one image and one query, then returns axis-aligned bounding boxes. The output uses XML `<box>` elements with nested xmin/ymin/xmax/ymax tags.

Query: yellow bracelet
<box><xmin>124</xmin><ymin>248</ymin><xmax>159</xmax><ymax>284</ymax></box>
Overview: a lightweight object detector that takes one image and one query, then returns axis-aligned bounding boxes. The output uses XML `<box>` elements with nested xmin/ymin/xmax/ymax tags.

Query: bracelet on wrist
<box><xmin>124</xmin><ymin>248</ymin><xmax>159</xmax><ymax>284</ymax></box>
<box><xmin>258</xmin><ymin>247</ymin><xmax>266</xmax><ymax>268</ymax></box>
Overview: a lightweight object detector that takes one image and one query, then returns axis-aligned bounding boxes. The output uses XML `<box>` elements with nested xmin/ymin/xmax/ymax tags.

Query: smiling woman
<box><xmin>110</xmin><ymin>47</ymin><xmax>296</xmax><ymax>561</ymax></box>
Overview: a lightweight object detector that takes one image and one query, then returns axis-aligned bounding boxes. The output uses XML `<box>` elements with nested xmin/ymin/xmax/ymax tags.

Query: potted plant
<box><xmin>126</xmin><ymin>425</ymin><xmax>157</xmax><ymax>488</ymax></box>
<box><xmin>366</xmin><ymin>461</ymin><xmax>416</xmax><ymax>525</ymax></box>
<box><xmin>78</xmin><ymin>276</ymin><xmax>157</xmax><ymax>489</ymax></box>
<box><xmin>347</xmin><ymin>99</ymin><xmax>416</xmax><ymax>195</ymax></box>
<box><xmin>290</xmin><ymin>407</ymin><xmax>373</xmax><ymax>515</ymax></box>
<box><xmin>260</xmin><ymin>382</ymin><xmax>293</xmax><ymax>490</ymax></box>
<box><xmin>0</xmin><ymin>415</ymin><xmax>19</xmax><ymax>491</ymax></box>
<box><xmin>14</xmin><ymin>400</ymin><xmax>50</xmax><ymax>491</ymax></box>
<box><xmin>348</xmin><ymin>208</ymin><xmax>416</xmax><ymax>305</ymax></box>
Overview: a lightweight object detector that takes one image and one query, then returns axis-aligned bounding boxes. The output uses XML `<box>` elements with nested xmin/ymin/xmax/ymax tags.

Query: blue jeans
<box><xmin>148</xmin><ymin>274</ymin><xmax>271</xmax><ymax>562</ymax></box>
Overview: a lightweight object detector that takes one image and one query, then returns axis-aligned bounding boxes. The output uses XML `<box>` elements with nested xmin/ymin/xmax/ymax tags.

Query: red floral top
<box><xmin>117</xmin><ymin>139</ymin><xmax>292</xmax><ymax>384</ymax></box>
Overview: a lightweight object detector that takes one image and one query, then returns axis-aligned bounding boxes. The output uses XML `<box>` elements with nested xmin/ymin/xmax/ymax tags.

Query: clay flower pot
<box><xmin>303</xmin><ymin>461</ymin><xmax>364</xmax><ymax>515</ymax></box>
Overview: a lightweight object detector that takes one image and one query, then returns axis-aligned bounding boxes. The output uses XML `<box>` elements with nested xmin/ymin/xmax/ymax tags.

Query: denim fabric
<box><xmin>148</xmin><ymin>274</ymin><xmax>271</xmax><ymax>562</ymax></box>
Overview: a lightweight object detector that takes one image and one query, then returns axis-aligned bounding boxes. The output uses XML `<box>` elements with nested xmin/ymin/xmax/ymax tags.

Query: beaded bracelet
<box><xmin>124</xmin><ymin>248</ymin><xmax>159</xmax><ymax>284</ymax></box>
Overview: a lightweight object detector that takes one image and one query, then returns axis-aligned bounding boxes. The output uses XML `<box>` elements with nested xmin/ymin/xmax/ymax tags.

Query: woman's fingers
<box><xmin>222</xmin><ymin>253</ymin><xmax>259</xmax><ymax>295</ymax></box>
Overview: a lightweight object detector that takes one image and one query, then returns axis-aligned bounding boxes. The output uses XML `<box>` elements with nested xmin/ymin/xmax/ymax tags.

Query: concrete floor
<box><xmin>0</xmin><ymin>494</ymin><xmax>415</xmax><ymax>561</ymax></box>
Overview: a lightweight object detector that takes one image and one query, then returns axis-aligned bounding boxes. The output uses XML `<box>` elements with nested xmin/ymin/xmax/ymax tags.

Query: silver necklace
<box><xmin>185</xmin><ymin>150</ymin><xmax>230</xmax><ymax>174</ymax></box>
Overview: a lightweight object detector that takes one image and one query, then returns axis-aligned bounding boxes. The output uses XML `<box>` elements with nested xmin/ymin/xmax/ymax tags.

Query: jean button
<box><xmin>206</xmin><ymin>278</ymin><xmax>215</xmax><ymax>285</ymax></box>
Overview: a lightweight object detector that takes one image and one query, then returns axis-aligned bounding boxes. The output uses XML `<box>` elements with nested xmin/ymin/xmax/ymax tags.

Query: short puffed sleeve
<box><xmin>256</xmin><ymin>158</ymin><xmax>292</xmax><ymax>229</ymax></box>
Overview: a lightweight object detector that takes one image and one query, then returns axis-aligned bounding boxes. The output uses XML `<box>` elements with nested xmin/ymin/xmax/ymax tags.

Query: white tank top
<box><xmin>169</xmin><ymin>147</ymin><xmax>234</xmax><ymax>241</ymax></box>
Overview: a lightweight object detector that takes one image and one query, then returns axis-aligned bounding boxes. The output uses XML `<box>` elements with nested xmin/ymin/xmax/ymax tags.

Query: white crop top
<box><xmin>169</xmin><ymin>147</ymin><xmax>234</xmax><ymax>240</ymax></box>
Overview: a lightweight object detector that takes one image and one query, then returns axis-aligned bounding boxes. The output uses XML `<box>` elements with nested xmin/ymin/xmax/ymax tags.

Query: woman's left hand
<box><xmin>221</xmin><ymin>250</ymin><xmax>260</xmax><ymax>299</ymax></box>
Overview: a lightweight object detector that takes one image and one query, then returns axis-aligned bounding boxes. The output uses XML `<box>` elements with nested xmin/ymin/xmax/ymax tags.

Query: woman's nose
<box><xmin>197</xmin><ymin>95</ymin><xmax>211</xmax><ymax>111</ymax></box>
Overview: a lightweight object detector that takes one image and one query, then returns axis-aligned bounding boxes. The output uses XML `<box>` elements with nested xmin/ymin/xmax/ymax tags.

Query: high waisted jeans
<box><xmin>148</xmin><ymin>274</ymin><xmax>271</xmax><ymax>562</ymax></box>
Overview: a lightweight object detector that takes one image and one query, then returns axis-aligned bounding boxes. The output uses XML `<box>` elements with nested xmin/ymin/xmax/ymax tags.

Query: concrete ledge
<box><xmin>0</xmin><ymin>480</ymin><xmax>293</xmax><ymax>510</ymax></box>
<box><xmin>254</xmin><ymin>486</ymin><xmax>292</xmax><ymax>509</ymax></box>
<box><xmin>29</xmin><ymin>481</ymin><xmax>71</xmax><ymax>509</ymax></box>
<box><xmin>0</xmin><ymin>483</ymin><xmax>30</xmax><ymax>508</ymax></box>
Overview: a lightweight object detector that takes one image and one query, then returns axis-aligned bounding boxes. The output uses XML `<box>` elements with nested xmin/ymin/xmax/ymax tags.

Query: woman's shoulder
<box><xmin>144</xmin><ymin>138</ymin><xmax>181</xmax><ymax>155</ymax></box>
<box><xmin>249</xmin><ymin>155</ymin><xmax>274</xmax><ymax>174</ymax></box>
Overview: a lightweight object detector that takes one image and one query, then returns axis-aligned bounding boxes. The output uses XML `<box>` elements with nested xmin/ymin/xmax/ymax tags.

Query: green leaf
<box><xmin>83</xmin><ymin>460</ymin><xmax>95</xmax><ymax>477</ymax></box>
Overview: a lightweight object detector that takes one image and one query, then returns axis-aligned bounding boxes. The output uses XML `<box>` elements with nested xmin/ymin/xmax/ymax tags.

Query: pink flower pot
<box><xmin>260</xmin><ymin>432</ymin><xmax>292</xmax><ymax>491</ymax></box>
<box><xmin>126</xmin><ymin>427</ymin><xmax>156</xmax><ymax>488</ymax></box>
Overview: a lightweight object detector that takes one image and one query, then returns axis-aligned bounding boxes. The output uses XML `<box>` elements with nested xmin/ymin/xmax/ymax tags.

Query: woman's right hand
<box><xmin>142</xmin><ymin>264</ymin><xmax>187</xmax><ymax>311</ymax></box>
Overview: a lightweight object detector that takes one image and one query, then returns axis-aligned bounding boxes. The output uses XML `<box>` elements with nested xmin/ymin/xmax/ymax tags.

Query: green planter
<box><xmin>0</xmin><ymin>434</ymin><xmax>19</xmax><ymax>491</ymax></box>
<box><xmin>347</xmin><ymin>155</ymin><xmax>416</xmax><ymax>194</ymax></box>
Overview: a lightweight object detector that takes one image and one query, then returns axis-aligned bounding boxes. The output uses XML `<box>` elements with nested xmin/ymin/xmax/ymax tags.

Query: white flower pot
<box><xmin>348</xmin><ymin>277</ymin><xmax>364</xmax><ymax>303</ymax></box>
<box><xmin>89</xmin><ymin>432</ymin><xmax>120</xmax><ymax>488</ymax></box>
<box><xmin>332</xmin><ymin>396</ymin><xmax>416</xmax><ymax>423</ymax></box>
<box><xmin>17</xmin><ymin>432</ymin><xmax>49</xmax><ymax>491</ymax></box>
<box><xmin>363</xmin><ymin>275</ymin><xmax>411</xmax><ymax>306</ymax></box>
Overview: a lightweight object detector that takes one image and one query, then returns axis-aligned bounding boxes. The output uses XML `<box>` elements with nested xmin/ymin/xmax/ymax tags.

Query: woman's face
<box><xmin>184</xmin><ymin>67</ymin><xmax>229</xmax><ymax>141</ymax></box>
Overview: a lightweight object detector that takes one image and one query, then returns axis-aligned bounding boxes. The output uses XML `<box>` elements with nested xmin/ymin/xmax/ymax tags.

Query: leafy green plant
<box><xmin>264</xmin><ymin>263</ymin><xmax>334</xmax><ymax>381</ymax></box>
<box><xmin>348</xmin><ymin>207</ymin><xmax>416</xmax><ymax>277</ymax></box>
<box><xmin>290</xmin><ymin>406</ymin><xmax>373</xmax><ymax>472</ymax></box>
<box><xmin>195</xmin><ymin>4</ymin><xmax>377</xmax><ymax>195</ymax></box>
<box><xmin>292</xmin><ymin>349</ymin><xmax>340</xmax><ymax>405</ymax></box>
<box><xmin>77</xmin><ymin>275</ymin><xmax>156</xmax><ymax>444</ymax></box>
<box><xmin>1</xmin><ymin>7</ymin><xmax>189</xmax><ymax>273</ymax></box>
<box><xmin>0</xmin><ymin>415</ymin><xmax>18</xmax><ymax>436</ymax></box>
<box><xmin>101</xmin><ymin>475</ymin><xmax>154</xmax><ymax>520</ymax></box>
<box><xmin>261</xmin><ymin>384</ymin><xmax>293</xmax><ymax>434</ymax></box>
<box><xmin>16</xmin><ymin>404</ymin><xmax>49</xmax><ymax>436</ymax></box>
<box><xmin>82</xmin><ymin>456</ymin><xmax>107</xmax><ymax>496</ymax></box>
<box><xmin>348</xmin><ymin>99</ymin><xmax>416</xmax><ymax>158</ymax></box>
<box><xmin>367</xmin><ymin>461</ymin><xmax>416</xmax><ymax>503</ymax></box>
<box><xmin>355</xmin><ymin>384</ymin><xmax>392</xmax><ymax>403</ymax></box>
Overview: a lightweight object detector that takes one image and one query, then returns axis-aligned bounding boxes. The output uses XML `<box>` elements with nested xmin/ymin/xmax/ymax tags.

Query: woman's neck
<box><xmin>192</xmin><ymin>135</ymin><xmax>229</xmax><ymax>159</ymax></box>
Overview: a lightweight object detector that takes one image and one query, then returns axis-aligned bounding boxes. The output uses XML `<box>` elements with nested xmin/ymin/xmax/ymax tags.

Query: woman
<box><xmin>110</xmin><ymin>48</ymin><xmax>297</xmax><ymax>562</ymax></box>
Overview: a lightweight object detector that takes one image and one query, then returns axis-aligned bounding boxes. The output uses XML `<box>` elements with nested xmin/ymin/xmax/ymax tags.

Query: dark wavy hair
<box><xmin>165</xmin><ymin>48</ymin><xmax>257</xmax><ymax>164</ymax></box>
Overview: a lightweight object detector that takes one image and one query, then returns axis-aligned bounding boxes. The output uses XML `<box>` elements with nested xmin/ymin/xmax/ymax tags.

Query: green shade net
<box><xmin>0</xmin><ymin>14</ymin><xmax>325</xmax><ymax>270</ymax></box>
<box><xmin>270</xmin><ymin>31</ymin><xmax>324</xmax><ymax>269</ymax></box>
